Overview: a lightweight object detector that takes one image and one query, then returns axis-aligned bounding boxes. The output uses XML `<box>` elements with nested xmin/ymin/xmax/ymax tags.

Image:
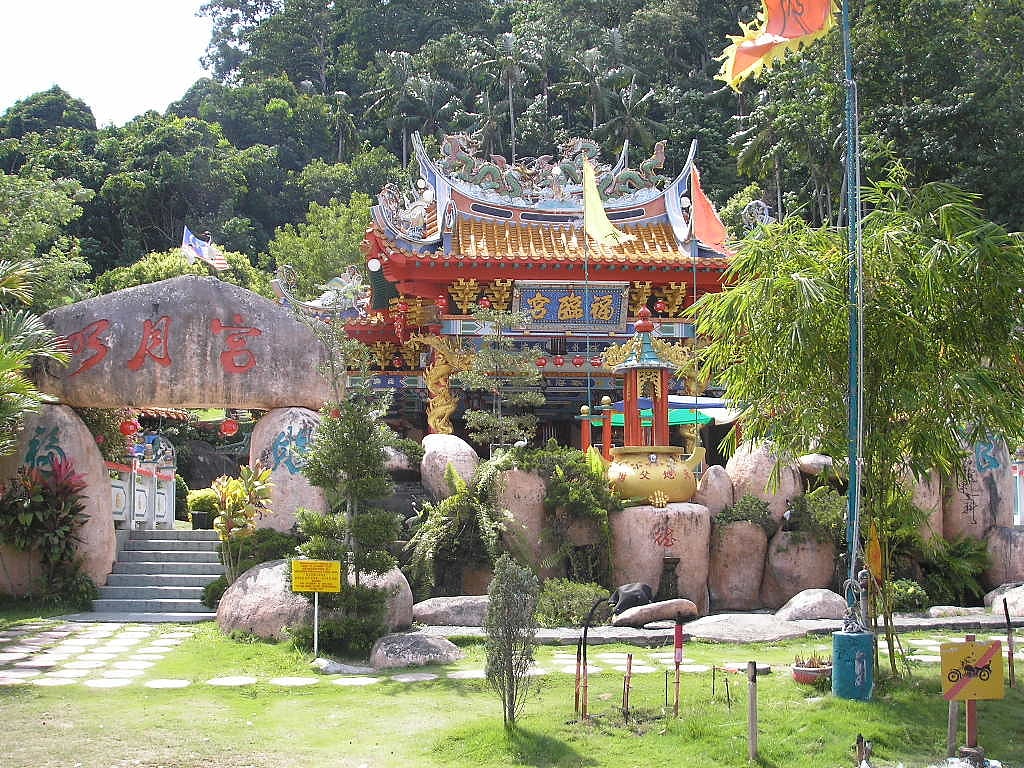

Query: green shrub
<box><xmin>887</xmin><ymin>579</ymin><xmax>929</xmax><ymax>612</ymax></box>
<box><xmin>174</xmin><ymin>475</ymin><xmax>189</xmax><ymax>521</ymax></box>
<box><xmin>534</xmin><ymin>579</ymin><xmax>610</xmax><ymax>628</ymax></box>
<box><xmin>788</xmin><ymin>486</ymin><xmax>847</xmax><ymax>547</ymax></box>
<box><xmin>286</xmin><ymin>583</ymin><xmax>388</xmax><ymax>657</ymax></box>
<box><xmin>918</xmin><ymin>535</ymin><xmax>991</xmax><ymax>606</ymax></box>
<box><xmin>187</xmin><ymin>488</ymin><xmax>220</xmax><ymax>516</ymax></box>
<box><xmin>392</xmin><ymin>436</ymin><xmax>424</xmax><ymax>466</ymax></box>
<box><xmin>715</xmin><ymin>494</ymin><xmax>775</xmax><ymax>535</ymax></box>
<box><xmin>202</xmin><ymin>575</ymin><xmax>229</xmax><ymax>608</ymax></box>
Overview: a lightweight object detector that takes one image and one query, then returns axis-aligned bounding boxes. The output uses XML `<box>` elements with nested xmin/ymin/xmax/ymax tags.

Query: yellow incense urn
<box><xmin>607</xmin><ymin>446</ymin><xmax>705</xmax><ymax>505</ymax></box>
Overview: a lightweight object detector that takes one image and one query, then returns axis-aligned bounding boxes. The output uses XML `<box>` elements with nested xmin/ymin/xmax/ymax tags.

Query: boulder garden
<box><xmin>370</xmin><ymin>633</ymin><xmax>463</xmax><ymax>669</ymax></box>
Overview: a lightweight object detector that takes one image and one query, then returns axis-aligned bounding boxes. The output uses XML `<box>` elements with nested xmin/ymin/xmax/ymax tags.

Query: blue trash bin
<box><xmin>832</xmin><ymin>631</ymin><xmax>874</xmax><ymax>700</ymax></box>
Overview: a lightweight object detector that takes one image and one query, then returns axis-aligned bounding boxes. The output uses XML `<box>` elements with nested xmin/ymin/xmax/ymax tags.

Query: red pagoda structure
<box><xmin>294</xmin><ymin>132</ymin><xmax>731</xmax><ymax>439</ymax></box>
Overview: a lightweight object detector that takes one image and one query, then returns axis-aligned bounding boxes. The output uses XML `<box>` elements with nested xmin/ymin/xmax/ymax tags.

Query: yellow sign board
<box><xmin>940</xmin><ymin>641</ymin><xmax>1004</xmax><ymax>701</ymax></box>
<box><xmin>291</xmin><ymin>559</ymin><xmax>342</xmax><ymax>593</ymax></box>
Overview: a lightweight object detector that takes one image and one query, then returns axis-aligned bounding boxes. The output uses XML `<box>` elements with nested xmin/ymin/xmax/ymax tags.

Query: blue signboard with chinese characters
<box><xmin>513</xmin><ymin>281</ymin><xmax>630</xmax><ymax>333</ymax></box>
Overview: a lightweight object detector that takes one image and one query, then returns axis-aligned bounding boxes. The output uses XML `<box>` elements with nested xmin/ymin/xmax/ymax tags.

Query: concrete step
<box><xmin>123</xmin><ymin>539</ymin><xmax>220</xmax><ymax>552</ymax></box>
<box><xmin>118</xmin><ymin>549</ymin><xmax>222</xmax><ymax>563</ymax></box>
<box><xmin>112</xmin><ymin>561</ymin><xmax>224</xmax><ymax>576</ymax></box>
<box><xmin>92</xmin><ymin>598</ymin><xmax>213</xmax><ymax>613</ymax></box>
<box><xmin>98</xmin><ymin>585</ymin><xmax>206</xmax><ymax>600</ymax></box>
<box><xmin>60</xmin><ymin>611</ymin><xmax>216</xmax><ymax>623</ymax></box>
<box><xmin>129</xmin><ymin>529</ymin><xmax>220</xmax><ymax>541</ymax></box>
<box><xmin>106</xmin><ymin>573</ymin><xmax>218</xmax><ymax>587</ymax></box>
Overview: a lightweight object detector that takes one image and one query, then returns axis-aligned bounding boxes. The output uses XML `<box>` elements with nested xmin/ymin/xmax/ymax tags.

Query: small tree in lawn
<box><xmin>450</xmin><ymin>304</ymin><xmax>545</xmax><ymax>449</ymax></box>
<box><xmin>485</xmin><ymin>553</ymin><xmax>539</xmax><ymax>730</ymax></box>
<box><xmin>212</xmin><ymin>464</ymin><xmax>273</xmax><ymax>584</ymax></box>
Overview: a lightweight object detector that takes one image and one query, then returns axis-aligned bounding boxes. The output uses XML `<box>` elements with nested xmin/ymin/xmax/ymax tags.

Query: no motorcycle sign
<box><xmin>940</xmin><ymin>640</ymin><xmax>1004</xmax><ymax>701</ymax></box>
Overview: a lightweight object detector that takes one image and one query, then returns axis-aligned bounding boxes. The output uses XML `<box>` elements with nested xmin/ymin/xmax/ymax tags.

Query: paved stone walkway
<box><xmin>2</xmin><ymin>620</ymin><xmax>1022</xmax><ymax>690</ymax></box>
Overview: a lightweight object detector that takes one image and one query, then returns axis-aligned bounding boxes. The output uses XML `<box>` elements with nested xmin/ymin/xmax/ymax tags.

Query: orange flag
<box><xmin>717</xmin><ymin>0</ymin><xmax>838</xmax><ymax>90</ymax></box>
<box><xmin>690</xmin><ymin>167</ymin><xmax>732</xmax><ymax>256</ymax></box>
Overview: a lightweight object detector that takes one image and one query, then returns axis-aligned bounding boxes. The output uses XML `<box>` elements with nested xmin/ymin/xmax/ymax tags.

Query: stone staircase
<box><xmin>91</xmin><ymin>529</ymin><xmax>224</xmax><ymax>620</ymax></box>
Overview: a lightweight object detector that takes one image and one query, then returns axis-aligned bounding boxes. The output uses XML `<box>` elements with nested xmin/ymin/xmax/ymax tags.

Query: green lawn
<box><xmin>1</xmin><ymin>617</ymin><xmax>1021</xmax><ymax>768</ymax></box>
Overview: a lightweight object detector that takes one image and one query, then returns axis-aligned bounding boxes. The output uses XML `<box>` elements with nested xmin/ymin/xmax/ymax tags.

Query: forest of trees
<box><xmin>1</xmin><ymin>0</ymin><xmax>1022</xmax><ymax>301</ymax></box>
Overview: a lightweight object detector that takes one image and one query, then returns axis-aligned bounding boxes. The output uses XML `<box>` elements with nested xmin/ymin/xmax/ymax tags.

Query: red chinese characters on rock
<box><xmin>211</xmin><ymin>315</ymin><xmax>263</xmax><ymax>374</ymax></box>
<box><xmin>126</xmin><ymin>317</ymin><xmax>173</xmax><ymax>371</ymax></box>
<box><xmin>652</xmin><ymin>521</ymin><xmax>678</xmax><ymax>548</ymax></box>
<box><xmin>64</xmin><ymin>319</ymin><xmax>111</xmax><ymax>376</ymax></box>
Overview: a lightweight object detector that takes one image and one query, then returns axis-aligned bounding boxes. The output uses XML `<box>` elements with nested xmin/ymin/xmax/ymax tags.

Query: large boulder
<box><xmin>693</xmin><ymin>464</ymin><xmax>733</xmax><ymax>516</ymax></box>
<box><xmin>610</xmin><ymin>502</ymin><xmax>711</xmax><ymax>614</ymax></box>
<box><xmin>249</xmin><ymin>407</ymin><xmax>327</xmax><ymax>532</ymax></box>
<box><xmin>370</xmin><ymin>633</ymin><xmax>463</xmax><ymax>669</ymax></box>
<box><xmin>943</xmin><ymin>437</ymin><xmax>1015</xmax><ymax>540</ymax></box>
<box><xmin>982</xmin><ymin>526</ymin><xmax>1024</xmax><ymax>590</ymax></box>
<box><xmin>612</xmin><ymin>598</ymin><xmax>698</xmax><ymax>628</ymax></box>
<box><xmin>413</xmin><ymin>596</ymin><xmax>489</xmax><ymax>626</ymax></box>
<box><xmin>983</xmin><ymin>582</ymin><xmax>1024</xmax><ymax>609</ymax></box>
<box><xmin>684</xmin><ymin>613</ymin><xmax>807</xmax><ymax>643</ymax></box>
<box><xmin>708</xmin><ymin>521</ymin><xmax>768</xmax><ymax>611</ymax></box>
<box><xmin>217</xmin><ymin>560</ymin><xmax>310</xmax><ymax>641</ymax></box>
<box><xmin>910</xmin><ymin>469</ymin><xmax>943</xmax><ymax>541</ymax></box>
<box><xmin>32</xmin><ymin>275</ymin><xmax>332</xmax><ymax>409</ymax></box>
<box><xmin>997</xmin><ymin>585</ymin><xmax>1024</xmax><ymax>617</ymax></box>
<box><xmin>725</xmin><ymin>442</ymin><xmax>802</xmax><ymax>523</ymax></box>
<box><xmin>775</xmin><ymin>588</ymin><xmax>847</xmax><ymax>621</ymax></box>
<box><xmin>420</xmin><ymin>434</ymin><xmax>479</xmax><ymax>502</ymax></box>
<box><xmin>796</xmin><ymin>454</ymin><xmax>833</xmax><ymax>477</ymax></box>
<box><xmin>498</xmin><ymin>468</ymin><xmax>560</xmax><ymax>578</ymax></box>
<box><xmin>0</xmin><ymin>405</ymin><xmax>115</xmax><ymax>594</ymax></box>
<box><xmin>759</xmin><ymin>531</ymin><xmax>836</xmax><ymax>609</ymax></box>
<box><xmin>217</xmin><ymin>560</ymin><xmax>413</xmax><ymax>641</ymax></box>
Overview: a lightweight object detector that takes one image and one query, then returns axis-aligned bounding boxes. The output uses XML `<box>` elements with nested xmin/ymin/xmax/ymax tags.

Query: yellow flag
<box><xmin>583</xmin><ymin>158</ymin><xmax>634</xmax><ymax>247</ymax></box>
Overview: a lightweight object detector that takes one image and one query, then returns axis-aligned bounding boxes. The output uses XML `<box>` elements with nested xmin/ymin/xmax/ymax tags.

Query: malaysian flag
<box><xmin>182</xmin><ymin>226</ymin><xmax>229</xmax><ymax>271</ymax></box>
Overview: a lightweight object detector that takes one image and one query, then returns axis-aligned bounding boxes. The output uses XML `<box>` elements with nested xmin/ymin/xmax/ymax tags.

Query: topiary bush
<box><xmin>715</xmin><ymin>493</ymin><xmax>775</xmax><ymax>535</ymax></box>
<box><xmin>887</xmin><ymin>579</ymin><xmax>929</xmax><ymax>612</ymax></box>
<box><xmin>534</xmin><ymin>579</ymin><xmax>610</xmax><ymax>628</ymax></box>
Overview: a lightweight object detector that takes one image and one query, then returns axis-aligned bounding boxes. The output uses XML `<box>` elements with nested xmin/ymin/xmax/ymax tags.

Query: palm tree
<box><xmin>552</xmin><ymin>48</ymin><xmax>625</xmax><ymax>135</ymax></box>
<box><xmin>0</xmin><ymin>260</ymin><xmax>69</xmax><ymax>457</ymax></box>
<box><xmin>475</xmin><ymin>33</ymin><xmax>540</xmax><ymax>163</ymax></box>
<box><xmin>363</xmin><ymin>51</ymin><xmax>419</xmax><ymax>166</ymax></box>
<box><xmin>600</xmin><ymin>75</ymin><xmax>668</xmax><ymax>151</ymax></box>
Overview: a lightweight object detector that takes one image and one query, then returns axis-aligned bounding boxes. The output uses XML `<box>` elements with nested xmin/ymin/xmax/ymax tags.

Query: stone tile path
<box><xmin>3</xmin><ymin>622</ymin><xmax>1021</xmax><ymax>690</ymax></box>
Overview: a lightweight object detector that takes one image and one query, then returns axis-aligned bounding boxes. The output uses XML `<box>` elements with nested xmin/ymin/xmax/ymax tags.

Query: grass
<box><xmin>1</xmin><ymin>618</ymin><xmax>1022</xmax><ymax>768</ymax></box>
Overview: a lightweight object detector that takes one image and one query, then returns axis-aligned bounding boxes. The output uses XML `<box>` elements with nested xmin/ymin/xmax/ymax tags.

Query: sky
<box><xmin>1</xmin><ymin>1</ymin><xmax>214</xmax><ymax>127</ymax></box>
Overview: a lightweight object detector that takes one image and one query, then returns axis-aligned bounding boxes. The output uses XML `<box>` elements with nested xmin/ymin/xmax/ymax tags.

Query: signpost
<box><xmin>940</xmin><ymin>635</ymin><xmax>1004</xmax><ymax>757</ymax></box>
<box><xmin>291</xmin><ymin>559</ymin><xmax>341</xmax><ymax>657</ymax></box>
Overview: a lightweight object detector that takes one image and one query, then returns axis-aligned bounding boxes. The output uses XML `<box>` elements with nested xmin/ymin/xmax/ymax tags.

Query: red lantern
<box><xmin>553</xmin><ymin>355</ymin><xmax>565</xmax><ymax>367</ymax></box>
<box><xmin>590</xmin><ymin>356</ymin><xmax>603</xmax><ymax>368</ymax></box>
<box><xmin>329</xmin><ymin>407</ymin><xmax>341</xmax><ymax>419</ymax></box>
<box><xmin>654</xmin><ymin>298</ymin><xmax>668</xmax><ymax>314</ymax></box>
<box><xmin>535</xmin><ymin>357</ymin><xmax>548</xmax><ymax>367</ymax></box>
<box><xmin>220</xmin><ymin>419</ymin><xmax>239</xmax><ymax>437</ymax></box>
<box><xmin>392</xmin><ymin>355</ymin><xmax>404</xmax><ymax>369</ymax></box>
<box><xmin>435</xmin><ymin>294</ymin><xmax>449</xmax><ymax>313</ymax></box>
<box><xmin>572</xmin><ymin>354</ymin><xmax>585</xmax><ymax>367</ymax></box>
<box><xmin>119</xmin><ymin>419</ymin><xmax>140</xmax><ymax>437</ymax></box>
<box><xmin>478</xmin><ymin>296</ymin><xmax>492</xmax><ymax>309</ymax></box>
<box><xmin>396</xmin><ymin>300</ymin><xmax>410</xmax><ymax>315</ymax></box>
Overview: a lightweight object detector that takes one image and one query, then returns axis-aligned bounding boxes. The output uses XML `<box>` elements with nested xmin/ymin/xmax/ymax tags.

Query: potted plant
<box><xmin>792</xmin><ymin>652</ymin><xmax>832</xmax><ymax>684</ymax></box>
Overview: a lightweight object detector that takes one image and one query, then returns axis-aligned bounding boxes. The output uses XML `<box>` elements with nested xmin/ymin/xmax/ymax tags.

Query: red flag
<box><xmin>691</xmin><ymin>167</ymin><xmax>732</xmax><ymax>256</ymax></box>
<box><xmin>717</xmin><ymin>0</ymin><xmax>838</xmax><ymax>90</ymax></box>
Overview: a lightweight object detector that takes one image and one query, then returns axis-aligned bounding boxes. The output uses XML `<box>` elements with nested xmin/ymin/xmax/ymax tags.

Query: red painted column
<box><xmin>653</xmin><ymin>369</ymin><xmax>671</xmax><ymax>445</ymax></box>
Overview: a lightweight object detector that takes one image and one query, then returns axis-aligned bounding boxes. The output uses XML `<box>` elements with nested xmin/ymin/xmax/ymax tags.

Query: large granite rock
<box><xmin>997</xmin><ymin>585</ymin><xmax>1024</xmax><ymax>617</ymax></box>
<box><xmin>943</xmin><ymin>437</ymin><xmax>1015</xmax><ymax>540</ymax></box>
<box><xmin>612</xmin><ymin>598</ymin><xmax>698</xmax><ymax>628</ymax></box>
<box><xmin>982</xmin><ymin>526</ymin><xmax>1024</xmax><ymax>590</ymax></box>
<box><xmin>796</xmin><ymin>454</ymin><xmax>833</xmax><ymax>477</ymax></box>
<box><xmin>370</xmin><ymin>633</ymin><xmax>463</xmax><ymax>669</ymax></box>
<box><xmin>708</xmin><ymin>521</ymin><xmax>767</xmax><ymax>611</ymax></box>
<box><xmin>420</xmin><ymin>433</ymin><xmax>480</xmax><ymax>502</ymax></box>
<box><xmin>759</xmin><ymin>531</ymin><xmax>836</xmax><ymax>609</ymax></box>
<box><xmin>249</xmin><ymin>407</ymin><xmax>327</xmax><ymax>532</ymax></box>
<box><xmin>0</xmin><ymin>405</ymin><xmax>115</xmax><ymax>594</ymax></box>
<box><xmin>775</xmin><ymin>588</ymin><xmax>847</xmax><ymax>621</ymax></box>
<box><xmin>217</xmin><ymin>560</ymin><xmax>310</xmax><ymax>641</ymax></box>
<box><xmin>684</xmin><ymin>613</ymin><xmax>807</xmax><ymax>643</ymax></box>
<box><xmin>497</xmin><ymin>468</ymin><xmax>558</xmax><ymax>577</ymax></box>
<box><xmin>32</xmin><ymin>276</ymin><xmax>332</xmax><ymax>409</ymax></box>
<box><xmin>611</xmin><ymin>503</ymin><xmax>711</xmax><ymax>614</ymax></box>
<box><xmin>693</xmin><ymin>464</ymin><xmax>733</xmax><ymax>516</ymax></box>
<box><xmin>413</xmin><ymin>596</ymin><xmax>489</xmax><ymax>626</ymax></box>
<box><xmin>217</xmin><ymin>559</ymin><xmax>413</xmax><ymax>641</ymax></box>
<box><xmin>983</xmin><ymin>582</ymin><xmax>1024</xmax><ymax>609</ymax></box>
<box><xmin>725</xmin><ymin>442</ymin><xmax>802</xmax><ymax>522</ymax></box>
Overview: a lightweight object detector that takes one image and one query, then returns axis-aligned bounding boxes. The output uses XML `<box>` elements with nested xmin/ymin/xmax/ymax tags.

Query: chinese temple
<box><xmin>278</xmin><ymin>132</ymin><xmax>732</xmax><ymax>443</ymax></box>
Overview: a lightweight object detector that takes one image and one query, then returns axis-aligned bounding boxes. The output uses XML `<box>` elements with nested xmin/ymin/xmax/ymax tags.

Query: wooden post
<box><xmin>673</xmin><ymin>619</ymin><xmax>683</xmax><ymax>717</ymax></box>
<box><xmin>1004</xmin><ymin>599</ymin><xmax>1016</xmax><ymax>688</ymax></box>
<box><xmin>622</xmin><ymin>653</ymin><xmax>633</xmax><ymax>718</ymax></box>
<box><xmin>747</xmin><ymin>661</ymin><xmax>758</xmax><ymax>761</ymax></box>
<box><xmin>574</xmin><ymin>638</ymin><xmax>582</xmax><ymax>718</ymax></box>
<box><xmin>580</xmin><ymin>407</ymin><xmax>592</xmax><ymax>452</ymax></box>
<box><xmin>601</xmin><ymin>410</ymin><xmax>613</xmax><ymax>462</ymax></box>
<box><xmin>947</xmin><ymin>700</ymin><xmax>959</xmax><ymax>757</ymax></box>
<box><xmin>965</xmin><ymin>634</ymin><xmax>977</xmax><ymax>748</ymax></box>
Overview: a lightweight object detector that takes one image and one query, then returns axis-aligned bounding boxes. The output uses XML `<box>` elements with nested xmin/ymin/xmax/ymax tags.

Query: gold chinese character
<box><xmin>590</xmin><ymin>294</ymin><xmax>614</xmax><ymax>321</ymax></box>
<box><xmin>557</xmin><ymin>294</ymin><xmax>584</xmax><ymax>321</ymax></box>
<box><xmin>527</xmin><ymin>292</ymin><xmax>551</xmax><ymax>320</ymax></box>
